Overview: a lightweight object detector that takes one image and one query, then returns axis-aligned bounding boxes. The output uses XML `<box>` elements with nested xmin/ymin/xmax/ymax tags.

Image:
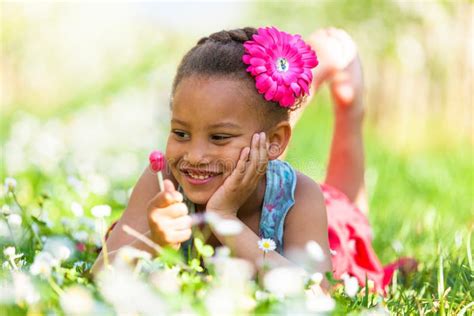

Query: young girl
<box><xmin>91</xmin><ymin>26</ymin><xmax>396</xmax><ymax>292</ymax></box>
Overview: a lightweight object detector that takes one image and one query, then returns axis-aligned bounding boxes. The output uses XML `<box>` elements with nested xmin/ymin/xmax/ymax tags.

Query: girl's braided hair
<box><xmin>171</xmin><ymin>27</ymin><xmax>297</xmax><ymax>130</ymax></box>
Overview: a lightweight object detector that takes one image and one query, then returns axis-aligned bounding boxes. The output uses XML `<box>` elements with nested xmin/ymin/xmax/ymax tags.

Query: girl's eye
<box><xmin>211</xmin><ymin>135</ymin><xmax>231</xmax><ymax>141</ymax></box>
<box><xmin>172</xmin><ymin>130</ymin><xmax>190</xmax><ymax>140</ymax></box>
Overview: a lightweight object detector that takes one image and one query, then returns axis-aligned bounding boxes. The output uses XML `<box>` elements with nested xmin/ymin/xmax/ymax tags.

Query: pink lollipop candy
<box><xmin>149</xmin><ymin>150</ymin><xmax>165</xmax><ymax>191</ymax></box>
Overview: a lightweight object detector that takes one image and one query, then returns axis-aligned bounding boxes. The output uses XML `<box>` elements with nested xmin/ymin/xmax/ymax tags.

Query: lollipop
<box><xmin>149</xmin><ymin>150</ymin><xmax>165</xmax><ymax>192</ymax></box>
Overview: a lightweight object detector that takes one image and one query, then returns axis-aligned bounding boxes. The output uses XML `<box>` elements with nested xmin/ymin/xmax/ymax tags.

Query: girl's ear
<box><xmin>267</xmin><ymin>121</ymin><xmax>292</xmax><ymax>160</ymax></box>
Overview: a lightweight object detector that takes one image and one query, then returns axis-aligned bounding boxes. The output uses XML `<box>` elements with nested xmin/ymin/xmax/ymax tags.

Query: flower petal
<box><xmin>255</xmin><ymin>75</ymin><xmax>273</xmax><ymax>93</ymax></box>
<box><xmin>290</xmin><ymin>82</ymin><xmax>301</xmax><ymax>96</ymax></box>
<box><xmin>298</xmin><ymin>79</ymin><xmax>309</xmax><ymax>94</ymax></box>
<box><xmin>273</xmin><ymin>85</ymin><xmax>287</xmax><ymax>102</ymax></box>
<box><xmin>253</xmin><ymin>34</ymin><xmax>272</xmax><ymax>47</ymax></box>
<box><xmin>280</xmin><ymin>94</ymin><xmax>295</xmax><ymax>107</ymax></box>
<box><xmin>242</xmin><ymin>54</ymin><xmax>252</xmax><ymax>64</ymax></box>
<box><xmin>250</xmin><ymin>57</ymin><xmax>266</xmax><ymax>66</ymax></box>
<box><xmin>252</xmin><ymin>66</ymin><xmax>267</xmax><ymax>76</ymax></box>
<box><xmin>264</xmin><ymin>81</ymin><xmax>278</xmax><ymax>101</ymax></box>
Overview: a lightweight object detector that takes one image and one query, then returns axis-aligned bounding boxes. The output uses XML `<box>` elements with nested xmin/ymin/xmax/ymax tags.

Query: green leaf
<box><xmin>190</xmin><ymin>258</ymin><xmax>203</xmax><ymax>272</ymax></box>
<box><xmin>158</xmin><ymin>246</ymin><xmax>184</xmax><ymax>266</ymax></box>
<box><xmin>194</xmin><ymin>237</ymin><xmax>204</xmax><ymax>253</ymax></box>
<box><xmin>200</xmin><ymin>245</ymin><xmax>214</xmax><ymax>258</ymax></box>
<box><xmin>194</xmin><ymin>238</ymin><xmax>214</xmax><ymax>257</ymax></box>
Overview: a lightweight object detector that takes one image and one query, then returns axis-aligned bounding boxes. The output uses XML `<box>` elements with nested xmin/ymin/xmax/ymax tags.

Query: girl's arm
<box><xmin>207</xmin><ymin>213</ymin><xmax>294</xmax><ymax>268</ymax></box>
<box><xmin>283</xmin><ymin>172</ymin><xmax>333</xmax><ymax>275</ymax></box>
<box><xmin>207</xmin><ymin>172</ymin><xmax>332</xmax><ymax>282</ymax></box>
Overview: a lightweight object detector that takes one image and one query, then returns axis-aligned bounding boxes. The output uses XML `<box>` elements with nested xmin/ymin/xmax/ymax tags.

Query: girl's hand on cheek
<box><xmin>206</xmin><ymin>132</ymin><xmax>268</xmax><ymax>218</ymax></box>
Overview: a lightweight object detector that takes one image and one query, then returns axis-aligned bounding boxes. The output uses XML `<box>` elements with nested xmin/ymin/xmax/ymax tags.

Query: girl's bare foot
<box><xmin>287</xmin><ymin>28</ymin><xmax>364</xmax><ymax>134</ymax></box>
<box><xmin>309</xmin><ymin>28</ymin><xmax>364</xmax><ymax>119</ymax></box>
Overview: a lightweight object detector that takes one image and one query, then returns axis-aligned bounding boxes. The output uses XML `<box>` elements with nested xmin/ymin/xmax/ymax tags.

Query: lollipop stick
<box><xmin>157</xmin><ymin>171</ymin><xmax>164</xmax><ymax>192</ymax></box>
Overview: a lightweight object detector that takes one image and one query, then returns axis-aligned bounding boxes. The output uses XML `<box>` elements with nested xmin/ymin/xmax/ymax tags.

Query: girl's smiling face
<box><xmin>166</xmin><ymin>75</ymin><xmax>264</xmax><ymax>206</ymax></box>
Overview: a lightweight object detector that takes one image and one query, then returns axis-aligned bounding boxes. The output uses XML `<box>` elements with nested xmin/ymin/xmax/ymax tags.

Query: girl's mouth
<box><xmin>181</xmin><ymin>169</ymin><xmax>222</xmax><ymax>185</ymax></box>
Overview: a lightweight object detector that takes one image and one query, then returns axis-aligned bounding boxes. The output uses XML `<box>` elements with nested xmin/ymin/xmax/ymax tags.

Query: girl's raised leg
<box><xmin>280</xmin><ymin>28</ymin><xmax>368</xmax><ymax>214</ymax></box>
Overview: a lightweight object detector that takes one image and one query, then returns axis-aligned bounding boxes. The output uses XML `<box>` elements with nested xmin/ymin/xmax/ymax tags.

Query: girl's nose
<box><xmin>183</xmin><ymin>141</ymin><xmax>209</xmax><ymax>166</ymax></box>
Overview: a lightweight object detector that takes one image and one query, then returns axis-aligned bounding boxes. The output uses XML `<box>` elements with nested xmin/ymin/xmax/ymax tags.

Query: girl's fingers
<box><xmin>233</xmin><ymin>146</ymin><xmax>250</xmax><ymax>179</ymax></box>
<box><xmin>249</xmin><ymin>133</ymin><xmax>260</xmax><ymax>167</ymax></box>
<box><xmin>243</xmin><ymin>132</ymin><xmax>267</xmax><ymax>183</ymax></box>
<box><xmin>169</xmin><ymin>215</ymin><xmax>192</xmax><ymax>230</ymax></box>
<box><xmin>242</xmin><ymin>133</ymin><xmax>258</xmax><ymax>180</ymax></box>
<box><xmin>257</xmin><ymin>132</ymin><xmax>268</xmax><ymax>175</ymax></box>
<box><xmin>169</xmin><ymin>229</ymin><xmax>192</xmax><ymax>243</ymax></box>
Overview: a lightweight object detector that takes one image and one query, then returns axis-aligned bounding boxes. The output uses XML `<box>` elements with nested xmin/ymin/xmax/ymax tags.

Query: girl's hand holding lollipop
<box><xmin>147</xmin><ymin>150</ymin><xmax>192</xmax><ymax>249</ymax></box>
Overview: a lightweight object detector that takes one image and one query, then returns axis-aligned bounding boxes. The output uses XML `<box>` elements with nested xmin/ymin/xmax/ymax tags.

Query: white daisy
<box><xmin>258</xmin><ymin>238</ymin><xmax>276</xmax><ymax>253</ymax></box>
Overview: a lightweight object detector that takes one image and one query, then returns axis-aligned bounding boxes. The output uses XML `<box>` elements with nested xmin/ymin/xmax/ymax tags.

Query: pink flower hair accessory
<box><xmin>242</xmin><ymin>26</ymin><xmax>318</xmax><ymax>108</ymax></box>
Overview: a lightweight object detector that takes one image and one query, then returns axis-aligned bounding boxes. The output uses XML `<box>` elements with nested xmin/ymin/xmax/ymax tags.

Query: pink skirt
<box><xmin>321</xmin><ymin>183</ymin><xmax>415</xmax><ymax>292</ymax></box>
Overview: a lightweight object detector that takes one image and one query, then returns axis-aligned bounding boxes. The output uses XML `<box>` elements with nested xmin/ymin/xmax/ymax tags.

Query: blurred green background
<box><xmin>1</xmin><ymin>0</ymin><xmax>472</xmax><ymax>269</ymax></box>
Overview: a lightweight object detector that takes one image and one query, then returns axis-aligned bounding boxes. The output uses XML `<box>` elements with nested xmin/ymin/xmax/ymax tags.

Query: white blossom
<box><xmin>213</xmin><ymin>257</ymin><xmax>254</xmax><ymax>290</ymax></box>
<box><xmin>213</xmin><ymin>219</ymin><xmax>243</xmax><ymax>236</ymax></box>
<box><xmin>12</xmin><ymin>272</ymin><xmax>40</xmax><ymax>305</ymax></box>
<box><xmin>60</xmin><ymin>286</ymin><xmax>95</xmax><ymax>315</ymax></box>
<box><xmin>72</xmin><ymin>231</ymin><xmax>89</xmax><ymax>243</ymax></box>
<box><xmin>305</xmin><ymin>291</ymin><xmax>335</xmax><ymax>313</ymax></box>
<box><xmin>98</xmin><ymin>266</ymin><xmax>166</xmax><ymax>315</ymax></box>
<box><xmin>7</xmin><ymin>214</ymin><xmax>22</xmax><ymax>227</ymax></box>
<box><xmin>1</xmin><ymin>205</ymin><xmax>11</xmax><ymax>215</ymax></box>
<box><xmin>87</xmin><ymin>174</ymin><xmax>110</xmax><ymax>196</ymax></box>
<box><xmin>204</xmin><ymin>212</ymin><xmax>220</xmax><ymax>225</ymax></box>
<box><xmin>264</xmin><ymin>266</ymin><xmax>306</xmax><ymax>297</ymax></box>
<box><xmin>391</xmin><ymin>240</ymin><xmax>404</xmax><ymax>253</ymax></box>
<box><xmin>4</xmin><ymin>177</ymin><xmax>17</xmax><ymax>193</ymax></box>
<box><xmin>255</xmin><ymin>290</ymin><xmax>270</xmax><ymax>301</ymax></box>
<box><xmin>344</xmin><ymin>275</ymin><xmax>360</xmax><ymax>297</ymax></box>
<box><xmin>205</xmin><ymin>287</ymin><xmax>239</xmax><ymax>316</ymax></box>
<box><xmin>306</xmin><ymin>240</ymin><xmax>325</xmax><ymax>262</ymax></box>
<box><xmin>3</xmin><ymin>246</ymin><xmax>16</xmax><ymax>258</ymax></box>
<box><xmin>70</xmin><ymin>201</ymin><xmax>84</xmax><ymax>217</ymax></box>
<box><xmin>0</xmin><ymin>221</ymin><xmax>9</xmax><ymax>238</ymax></box>
<box><xmin>150</xmin><ymin>268</ymin><xmax>181</xmax><ymax>294</ymax></box>
<box><xmin>30</xmin><ymin>251</ymin><xmax>58</xmax><ymax>277</ymax></box>
<box><xmin>215</xmin><ymin>246</ymin><xmax>231</xmax><ymax>258</ymax></box>
<box><xmin>91</xmin><ymin>204</ymin><xmax>111</xmax><ymax>218</ymax></box>
<box><xmin>43</xmin><ymin>237</ymin><xmax>74</xmax><ymax>262</ymax></box>
<box><xmin>310</xmin><ymin>272</ymin><xmax>323</xmax><ymax>285</ymax></box>
<box><xmin>116</xmin><ymin>246</ymin><xmax>152</xmax><ymax>265</ymax></box>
